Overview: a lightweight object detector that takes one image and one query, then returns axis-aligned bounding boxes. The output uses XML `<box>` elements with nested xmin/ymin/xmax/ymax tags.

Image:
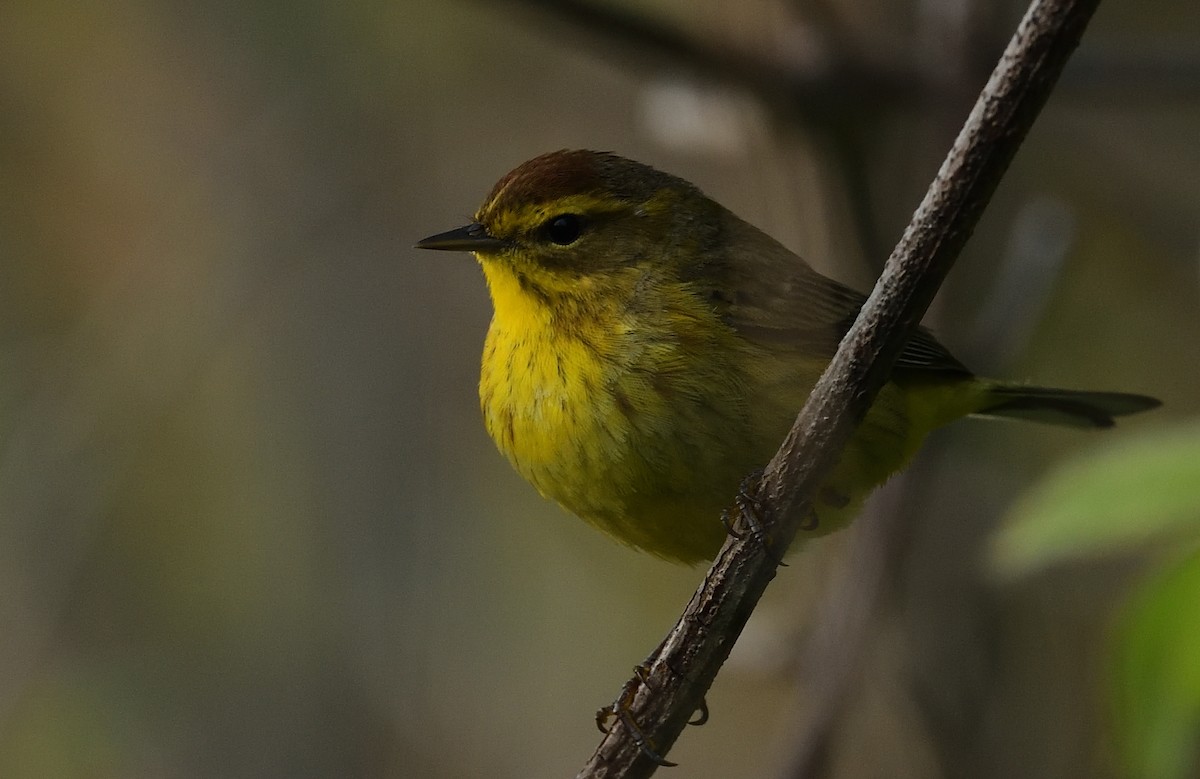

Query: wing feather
<box><xmin>713</xmin><ymin>212</ymin><xmax>971</xmax><ymax>377</ymax></box>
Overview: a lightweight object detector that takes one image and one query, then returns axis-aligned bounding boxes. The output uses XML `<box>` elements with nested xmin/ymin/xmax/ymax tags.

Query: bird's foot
<box><xmin>724</xmin><ymin>470</ymin><xmax>787</xmax><ymax>566</ymax></box>
<box><xmin>595</xmin><ymin>664</ymin><xmax>677</xmax><ymax>767</ymax></box>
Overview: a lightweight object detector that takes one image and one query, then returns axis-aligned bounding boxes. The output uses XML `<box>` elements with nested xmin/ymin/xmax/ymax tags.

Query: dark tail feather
<box><xmin>977</xmin><ymin>385</ymin><xmax>1161</xmax><ymax>429</ymax></box>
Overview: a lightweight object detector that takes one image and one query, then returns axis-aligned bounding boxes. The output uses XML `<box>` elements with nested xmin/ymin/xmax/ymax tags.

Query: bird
<box><xmin>417</xmin><ymin>150</ymin><xmax>1159</xmax><ymax>565</ymax></box>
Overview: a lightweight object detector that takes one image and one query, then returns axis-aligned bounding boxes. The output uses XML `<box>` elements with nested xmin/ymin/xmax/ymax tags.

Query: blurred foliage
<box><xmin>1114</xmin><ymin>550</ymin><xmax>1200</xmax><ymax>779</ymax></box>
<box><xmin>995</xmin><ymin>422</ymin><xmax>1200</xmax><ymax>778</ymax></box>
<box><xmin>993</xmin><ymin>421</ymin><xmax>1200</xmax><ymax>576</ymax></box>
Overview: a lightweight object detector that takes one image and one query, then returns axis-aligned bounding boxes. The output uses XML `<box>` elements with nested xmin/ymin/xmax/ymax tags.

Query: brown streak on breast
<box><xmin>649</xmin><ymin>370</ymin><xmax>675</xmax><ymax>401</ymax></box>
<box><xmin>502</xmin><ymin>408</ymin><xmax>516</xmax><ymax>448</ymax></box>
<box><xmin>613</xmin><ymin>386</ymin><xmax>636</xmax><ymax>422</ymax></box>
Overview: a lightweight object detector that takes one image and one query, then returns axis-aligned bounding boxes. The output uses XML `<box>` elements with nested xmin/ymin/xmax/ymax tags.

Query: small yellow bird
<box><xmin>418</xmin><ymin>150</ymin><xmax>1158</xmax><ymax>565</ymax></box>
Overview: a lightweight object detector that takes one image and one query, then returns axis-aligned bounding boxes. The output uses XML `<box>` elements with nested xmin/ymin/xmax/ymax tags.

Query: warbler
<box><xmin>417</xmin><ymin>150</ymin><xmax>1159</xmax><ymax>565</ymax></box>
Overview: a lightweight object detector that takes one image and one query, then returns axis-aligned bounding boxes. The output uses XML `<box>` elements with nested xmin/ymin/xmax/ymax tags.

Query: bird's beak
<box><xmin>415</xmin><ymin>223</ymin><xmax>508</xmax><ymax>252</ymax></box>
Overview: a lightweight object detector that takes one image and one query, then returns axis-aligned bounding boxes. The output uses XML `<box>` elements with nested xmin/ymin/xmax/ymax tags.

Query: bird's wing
<box><xmin>716</xmin><ymin>219</ymin><xmax>971</xmax><ymax>377</ymax></box>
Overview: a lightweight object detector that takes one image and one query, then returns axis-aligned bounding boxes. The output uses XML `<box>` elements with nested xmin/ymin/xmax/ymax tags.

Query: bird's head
<box><xmin>417</xmin><ymin>150</ymin><xmax>725</xmax><ymax>298</ymax></box>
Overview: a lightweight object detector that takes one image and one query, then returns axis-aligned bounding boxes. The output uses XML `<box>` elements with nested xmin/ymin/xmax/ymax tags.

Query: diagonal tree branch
<box><xmin>576</xmin><ymin>0</ymin><xmax>1103</xmax><ymax>776</ymax></box>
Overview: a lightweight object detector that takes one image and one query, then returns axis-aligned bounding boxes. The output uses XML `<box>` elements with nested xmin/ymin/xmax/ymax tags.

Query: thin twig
<box><xmin>486</xmin><ymin>0</ymin><xmax>932</xmax><ymax>120</ymax></box>
<box><xmin>490</xmin><ymin>0</ymin><xmax>1200</xmax><ymax>106</ymax></box>
<box><xmin>575</xmin><ymin>0</ymin><xmax>1103</xmax><ymax>776</ymax></box>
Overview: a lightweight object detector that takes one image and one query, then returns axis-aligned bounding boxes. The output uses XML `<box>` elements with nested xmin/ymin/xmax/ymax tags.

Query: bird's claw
<box><xmin>719</xmin><ymin>506</ymin><xmax>744</xmax><ymax>540</ymax></box>
<box><xmin>595</xmin><ymin>665</ymin><xmax>677</xmax><ymax>767</ymax></box>
<box><xmin>727</xmin><ymin>471</ymin><xmax>787</xmax><ymax>566</ymax></box>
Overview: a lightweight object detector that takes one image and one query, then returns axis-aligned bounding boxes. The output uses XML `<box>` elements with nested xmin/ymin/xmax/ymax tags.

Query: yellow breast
<box><xmin>479</xmin><ymin>316</ymin><xmax>607</xmax><ymax>499</ymax></box>
<box><xmin>475</xmin><ymin>258</ymin><xmax>769</xmax><ymax>561</ymax></box>
<box><xmin>477</xmin><ymin>260</ymin><xmax>615</xmax><ymax>504</ymax></box>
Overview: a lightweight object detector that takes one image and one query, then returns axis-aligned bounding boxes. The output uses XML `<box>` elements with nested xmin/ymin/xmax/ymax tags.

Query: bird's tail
<box><xmin>975</xmin><ymin>384</ymin><xmax>1161</xmax><ymax>429</ymax></box>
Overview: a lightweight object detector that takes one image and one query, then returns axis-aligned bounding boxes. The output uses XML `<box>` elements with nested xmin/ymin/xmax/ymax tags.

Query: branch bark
<box><xmin>576</xmin><ymin>0</ymin><xmax>1103</xmax><ymax>776</ymax></box>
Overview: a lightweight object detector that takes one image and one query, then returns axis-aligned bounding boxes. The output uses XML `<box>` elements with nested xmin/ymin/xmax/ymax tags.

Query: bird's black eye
<box><xmin>544</xmin><ymin>214</ymin><xmax>583</xmax><ymax>245</ymax></box>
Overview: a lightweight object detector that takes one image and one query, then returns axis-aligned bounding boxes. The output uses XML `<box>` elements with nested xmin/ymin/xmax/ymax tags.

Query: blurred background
<box><xmin>1</xmin><ymin>0</ymin><xmax>1197</xmax><ymax>777</ymax></box>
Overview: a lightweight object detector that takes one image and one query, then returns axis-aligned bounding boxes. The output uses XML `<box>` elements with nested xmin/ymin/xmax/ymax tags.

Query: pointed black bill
<box><xmin>415</xmin><ymin>223</ymin><xmax>508</xmax><ymax>252</ymax></box>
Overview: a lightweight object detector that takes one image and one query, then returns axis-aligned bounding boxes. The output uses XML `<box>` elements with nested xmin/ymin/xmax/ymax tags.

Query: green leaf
<box><xmin>991</xmin><ymin>420</ymin><xmax>1200</xmax><ymax>578</ymax></box>
<box><xmin>1112</xmin><ymin>550</ymin><xmax>1200</xmax><ymax>779</ymax></box>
